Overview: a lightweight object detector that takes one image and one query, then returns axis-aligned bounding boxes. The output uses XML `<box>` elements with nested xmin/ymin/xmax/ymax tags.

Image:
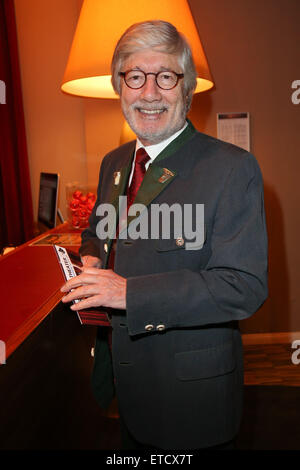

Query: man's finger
<box><xmin>70</xmin><ymin>294</ymin><xmax>104</xmax><ymax>311</ymax></box>
<box><xmin>81</xmin><ymin>267</ymin><xmax>113</xmax><ymax>276</ymax></box>
<box><xmin>61</xmin><ymin>284</ymin><xmax>100</xmax><ymax>303</ymax></box>
<box><xmin>81</xmin><ymin>255</ymin><xmax>102</xmax><ymax>268</ymax></box>
<box><xmin>60</xmin><ymin>272</ymin><xmax>101</xmax><ymax>292</ymax></box>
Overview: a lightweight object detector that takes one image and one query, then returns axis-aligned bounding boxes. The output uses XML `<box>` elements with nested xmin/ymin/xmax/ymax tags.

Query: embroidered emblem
<box><xmin>113</xmin><ymin>171</ymin><xmax>121</xmax><ymax>186</ymax></box>
<box><xmin>158</xmin><ymin>168</ymin><xmax>174</xmax><ymax>183</ymax></box>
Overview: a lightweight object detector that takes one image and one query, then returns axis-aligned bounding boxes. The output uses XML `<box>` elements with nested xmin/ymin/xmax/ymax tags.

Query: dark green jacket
<box><xmin>80</xmin><ymin>121</ymin><xmax>268</xmax><ymax>449</ymax></box>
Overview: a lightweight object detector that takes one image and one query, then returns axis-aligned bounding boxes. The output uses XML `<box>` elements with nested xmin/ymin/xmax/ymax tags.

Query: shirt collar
<box><xmin>135</xmin><ymin>121</ymin><xmax>188</xmax><ymax>162</ymax></box>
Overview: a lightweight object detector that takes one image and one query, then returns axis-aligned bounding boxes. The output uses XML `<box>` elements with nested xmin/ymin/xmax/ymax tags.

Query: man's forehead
<box><xmin>122</xmin><ymin>50</ymin><xmax>181</xmax><ymax>71</ymax></box>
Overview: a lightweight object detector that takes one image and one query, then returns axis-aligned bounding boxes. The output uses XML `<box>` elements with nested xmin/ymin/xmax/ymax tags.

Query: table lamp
<box><xmin>61</xmin><ymin>0</ymin><xmax>214</xmax><ymax>99</ymax></box>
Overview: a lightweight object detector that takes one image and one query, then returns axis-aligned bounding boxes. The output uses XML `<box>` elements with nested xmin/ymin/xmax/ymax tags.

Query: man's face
<box><xmin>120</xmin><ymin>49</ymin><xmax>188</xmax><ymax>146</ymax></box>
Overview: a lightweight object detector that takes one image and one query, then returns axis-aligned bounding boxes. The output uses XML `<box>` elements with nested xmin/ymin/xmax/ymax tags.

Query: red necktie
<box><xmin>101</xmin><ymin>148</ymin><xmax>150</xmax><ymax>340</ymax></box>
<box><xmin>107</xmin><ymin>147</ymin><xmax>150</xmax><ymax>270</ymax></box>
<box><xmin>127</xmin><ymin>148</ymin><xmax>150</xmax><ymax>208</ymax></box>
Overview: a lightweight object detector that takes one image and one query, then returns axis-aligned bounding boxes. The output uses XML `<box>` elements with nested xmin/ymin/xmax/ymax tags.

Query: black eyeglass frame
<box><xmin>119</xmin><ymin>70</ymin><xmax>184</xmax><ymax>90</ymax></box>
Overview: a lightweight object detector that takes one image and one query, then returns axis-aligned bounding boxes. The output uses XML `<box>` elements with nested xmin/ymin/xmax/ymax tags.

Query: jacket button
<box><xmin>145</xmin><ymin>324</ymin><xmax>154</xmax><ymax>331</ymax></box>
<box><xmin>104</xmin><ymin>243</ymin><xmax>108</xmax><ymax>253</ymax></box>
<box><xmin>175</xmin><ymin>237</ymin><xmax>184</xmax><ymax>247</ymax></box>
<box><xmin>156</xmin><ymin>324</ymin><xmax>165</xmax><ymax>331</ymax></box>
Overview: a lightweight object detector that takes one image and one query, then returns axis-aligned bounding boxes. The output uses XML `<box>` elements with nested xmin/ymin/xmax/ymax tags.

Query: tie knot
<box><xmin>135</xmin><ymin>148</ymin><xmax>150</xmax><ymax>166</ymax></box>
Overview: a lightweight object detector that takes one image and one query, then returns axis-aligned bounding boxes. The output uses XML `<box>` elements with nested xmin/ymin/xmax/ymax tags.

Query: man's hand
<box><xmin>60</xmin><ymin>267</ymin><xmax>127</xmax><ymax>311</ymax></box>
<box><xmin>81</xmin><ymin>255</ymin><xmax>102</xmax><ymax>268</ymax></box>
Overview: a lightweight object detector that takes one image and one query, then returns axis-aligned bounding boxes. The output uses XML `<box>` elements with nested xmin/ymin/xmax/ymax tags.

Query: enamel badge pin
<box><xmin>158</xmin><ymin>168</ymin><xmax>174</xmax><ymax>183</ymax></box>
<box><xmin>113</xmin><ymin>171</ymin><xmax>121</xmax><ymax>186</ymax></box>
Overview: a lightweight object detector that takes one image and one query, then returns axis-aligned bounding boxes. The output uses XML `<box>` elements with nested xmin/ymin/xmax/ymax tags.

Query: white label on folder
<box><xmin>54</xmin><ymin>245</ymin><xmax>77</xmax><ymax>281</ymax></box>
<box><xmin>54</xmin><ymin>245</ymin><xmax>82</xmax><ymax>323</ymax></box>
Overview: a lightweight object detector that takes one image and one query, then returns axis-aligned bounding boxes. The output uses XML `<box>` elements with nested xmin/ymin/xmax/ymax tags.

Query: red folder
<box><xmin>0</xmin><ymin>245</ymin><xmax>66</xmax><ymax>344</ymax></box>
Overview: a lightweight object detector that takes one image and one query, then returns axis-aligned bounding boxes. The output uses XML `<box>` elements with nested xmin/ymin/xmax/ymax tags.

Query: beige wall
<box><xmin>83</xmin><ymin>98</ymin><xmax>124</xmax><ymax>191</ymax></box>
<box><xmin>14</xmin><ymin>0</ymin><xmax>87</xmax><ymax>221</ymax></box>
<box><xmin>188</xmin><ymin>0</ymin><xmax>300</xmax><ymax>333</ymax></box>
<box><xmin>15</xmin><ymin>0</ymin><xmax>300</xmax><ymax>333</ymax></box>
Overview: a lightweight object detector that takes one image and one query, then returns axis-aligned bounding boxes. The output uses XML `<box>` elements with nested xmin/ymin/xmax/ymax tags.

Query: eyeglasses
<box><xmin>119</xmin><ymin>70</ymin><xmax>184</xmax><ymax>90</ymax></box>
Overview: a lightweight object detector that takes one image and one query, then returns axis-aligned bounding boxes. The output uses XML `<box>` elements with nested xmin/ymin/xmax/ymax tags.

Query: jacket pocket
<box><xmin>175</xmin><ymin>341</ymin><xmax>236</xmax><ymax>381</ymax></box>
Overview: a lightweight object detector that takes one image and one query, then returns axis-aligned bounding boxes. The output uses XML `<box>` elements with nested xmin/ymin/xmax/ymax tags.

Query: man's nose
<box><xmin>140</xmin><ymin>75</ymin><xmax>162</xmax><ymax>101</ymax></box>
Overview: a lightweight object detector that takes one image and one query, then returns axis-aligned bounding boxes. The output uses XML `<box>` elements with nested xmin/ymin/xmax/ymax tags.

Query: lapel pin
<box><xmin>158</xmin><ymin>168</ymin><xmax>174</xmax><ymax>183</ymax></box>
<box><xmin>113</xmin><ymin>171</ymin><xmax>121</xmax><ymax>186</ymax></box>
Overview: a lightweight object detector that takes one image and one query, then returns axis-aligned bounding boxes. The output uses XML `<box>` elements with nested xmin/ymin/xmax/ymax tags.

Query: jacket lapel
<box><xmin>125</xmin><ymin>164</ymin><xmax>177</xmax><ymax>228</ymax></box>
<box><xmin>120</xmin><ymin>120</ymin><xmax>197</xmax><ymax>233</ymax></box>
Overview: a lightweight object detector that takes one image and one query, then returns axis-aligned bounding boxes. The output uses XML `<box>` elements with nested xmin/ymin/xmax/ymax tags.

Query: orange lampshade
<box><xmin>61</xmin><ymin>0</ymin><xmax>214</xmax><ymax>98</ymax></box>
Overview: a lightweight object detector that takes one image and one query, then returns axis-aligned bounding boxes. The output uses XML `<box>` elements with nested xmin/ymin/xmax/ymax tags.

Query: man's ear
<box><xmin>111</xmin><ymin>75</ymin><xmax>121</xmax><ymax>97</ymax></box>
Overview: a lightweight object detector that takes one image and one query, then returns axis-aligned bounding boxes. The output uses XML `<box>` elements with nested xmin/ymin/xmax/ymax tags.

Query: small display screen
<box><xmin>38</xmin><ymin>173</ymin><xmax>59</xmax><ymax>228</ymax></box>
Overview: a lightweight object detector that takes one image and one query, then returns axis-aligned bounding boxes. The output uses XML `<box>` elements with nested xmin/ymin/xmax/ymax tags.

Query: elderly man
<box><xmin>61</xmin><ymin>20</ymin><xmax>268</xmax><ymax>450</ymax></box>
